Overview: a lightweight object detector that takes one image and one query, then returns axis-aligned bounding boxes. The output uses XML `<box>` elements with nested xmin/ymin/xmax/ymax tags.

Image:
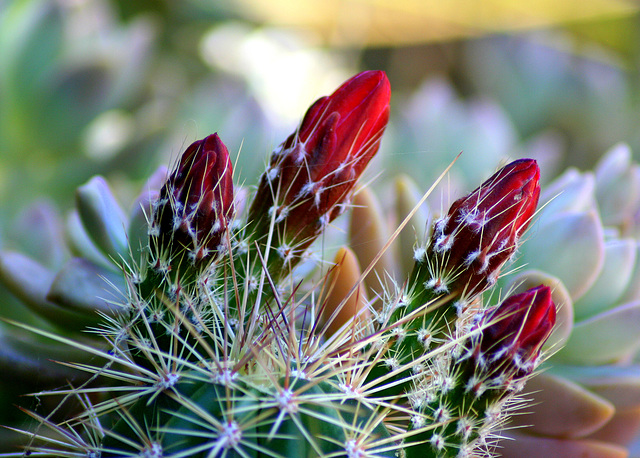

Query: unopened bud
<box><xmin>248</xmin><ymin>70</ymin><xmax>391</xmax><ymax>251</ymax></box>
<box><xmin>151</xmin><ymin>133</ymin><xmax>234</xmax><ymax>267</ymax></box>
<box><xmin>425</xmin><ymin>159</ymin><xmax>540</xmax><ymax>297</ymax></box>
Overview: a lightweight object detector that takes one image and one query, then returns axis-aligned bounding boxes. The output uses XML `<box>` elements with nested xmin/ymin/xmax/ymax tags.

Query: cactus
<box><xmin>350</xmin><ymin>143</ymin><xmax>640</xmax><ymax>457</ymax></box>
<box><xmin>0</xmin><ymin>71</ymin><xmax>555</xmax><ymax>457</ymax></box>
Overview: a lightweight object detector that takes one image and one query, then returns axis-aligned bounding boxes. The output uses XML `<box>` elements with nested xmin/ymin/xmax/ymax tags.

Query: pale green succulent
<box><xmin>0</xmin><ymin>166</ymin><xmax>167</xmax><ymax>451</ymax></box>
<box><xmin>490</xmin><ymin>143</ymin><xmax>640</xmax><ymax>458</ymax></box>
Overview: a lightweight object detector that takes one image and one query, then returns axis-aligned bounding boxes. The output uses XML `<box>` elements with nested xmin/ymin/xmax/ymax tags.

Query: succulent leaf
<box><xmin>538</xmin><ymin>168</ymin><xmax>596</xmax><ymax>216</ymax></box>
<box><xmin>588</xmin><ymin>407</ymin><xmax>640</xmax><ymax>447</ymax></box>
<box><xmin>555</xmin><ymin>301</ymin><xmax>640</xmax><ymax>365</ymax></box>
<box><xmin>65</xmin><ymin>209</ymin><xmax>115</xmax><ymax>270</ymax></box>
<box><xmin>76</xmin><ymin>176</ymin><xmax>129</xmax><ymax>261</ymax></box>
<box><xmin>0</xmin><ymin>251</ymin><xmax>93</xmax><ymax>330</ymax></box>
<box><xmin>509</xmin><ymin>372</ymin><xmax>614</xmax><ymax>438</ymax></box>
<box><xmin>349</xmin><ymin>187</ymin><xmax>396</xmax><ymax>299</ymax></box>
<box><xmin>619</xmin><ymin>241</ymin><xmax>640</xmax><ymax>304</ymax></box>
<box><xmin>319</xmin><ymin>246</ymin><xmax>370</xmax><ymax>338</ymax></box>
<box><xmin>500</xmin><ymin>432</ymin><xmax>628</xmax><ymax>458</ymax></box>
<box><xmin>595</xmin><ymin>143</ymin><xmax>640</xmax><ymax>228</ymax></box>
<box><xmin>46</xmin><ymin>257</ymin><xmax>124</xmax><ymax>318</ymax></box>
<box><xmin>573</xmin><ymin>238</ymin><xmax>637</xmax><ymax>320</ymax></box>
<box><xmin>553</xmin><ymin>365</ymin><xmax>640</xmax><ymax>411</ymax></box>
<box><xmin>518</xmin><ymin>210</ymin><xmax>605</xmax><ymax>300</ymax></box>
<box><xmin>9</xmin><ymin>200</ymin><xmax>66</xmax><ymax>270</ymax></box>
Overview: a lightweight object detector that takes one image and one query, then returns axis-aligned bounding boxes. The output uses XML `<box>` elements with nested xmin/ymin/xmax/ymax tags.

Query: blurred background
<box><xmin>2</xmin><ymin>0</ymin><xmax>640</xmax><ymax>223</ymax></box>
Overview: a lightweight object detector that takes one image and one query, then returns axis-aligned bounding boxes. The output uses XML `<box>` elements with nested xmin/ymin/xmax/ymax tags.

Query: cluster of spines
<box><xmin>8</xmin><ymin>71</ymin><xmax>394</xmax><ymax>457</ymax></box>
<box><xmin>9</xmin><ymin>72</ymin><xmax>557</xmax><ymax>458</ymax></box>
<box><xmin>358</xmin><ymin>159</ymin><xmax>544</xmax><ymax>457</ymax></box>
<box><xmin>16</xmin><ymin>239</ymin><xmax>402</xmax><ymax>456</ymax></box>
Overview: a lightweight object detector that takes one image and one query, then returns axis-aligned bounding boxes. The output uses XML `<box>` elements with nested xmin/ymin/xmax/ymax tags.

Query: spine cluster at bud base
<box><xmin>421</xmin><ymin>158</ymin><xmax>540</xmax><ymax>298</ymax></box>
<box><xmin>247</xmin><ymin>70</ymin><xmax>390</xmax><ymax>262</ymax></box>
<box><xmin>368</xmin><ymin>160</ymin><xmax>542</xmax><ymax>399</ymax></box>
<box><xmin>150</xmin><ymin>133</ymin><xmax>234</xmax><ymax>271</ymax></box>
<box><xmin>403</xmin><ymin>286</ymin><xmax>556</xmax><ymax>458</ymax></box>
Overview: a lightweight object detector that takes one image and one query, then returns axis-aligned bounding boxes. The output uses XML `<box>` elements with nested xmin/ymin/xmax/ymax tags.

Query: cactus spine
<box><xmin>4</xmin><ymin>71</ymin><xmax>555</xmax><ymax>458</ymax></box>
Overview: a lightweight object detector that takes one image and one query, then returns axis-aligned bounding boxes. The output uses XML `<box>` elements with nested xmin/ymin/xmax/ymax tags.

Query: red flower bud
<box><xmin>152</xmin><ymin>133</ymin><xmax>234</xmax><ymax>266</ymax></box>
<box><xmin>248</xmin><ymin>70</ymin><xmax>391</xmax><ymax>250</ymax></box>
<box><xmin>474</xmin><ymin>285</ymin><xmax>556</xmax><ymax>378</ymax></box>
<box><xmin>424</xmin><ymin>159</ymin><xmax>540</xmax><ymax>296</ymax></box>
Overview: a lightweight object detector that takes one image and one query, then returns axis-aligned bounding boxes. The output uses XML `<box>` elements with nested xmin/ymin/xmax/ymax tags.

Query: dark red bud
<box><xmin>476</xmin><ymin>285</ymin><xmax>556</xmax><ymax>377</ymax></box>
<box><xmin>248</xmin><ymin>71</ymin><xmax>391</xmax><ymax>249</ymax></box>
<box><xmin>426</xmin><ymin>159</ymin><xmax>540</xmax><ymax>296</ymax></box>
<box><xmin>152</xmin><ymin>133</ymin><xmax>234</xmax><ymax>266</ymax></box>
